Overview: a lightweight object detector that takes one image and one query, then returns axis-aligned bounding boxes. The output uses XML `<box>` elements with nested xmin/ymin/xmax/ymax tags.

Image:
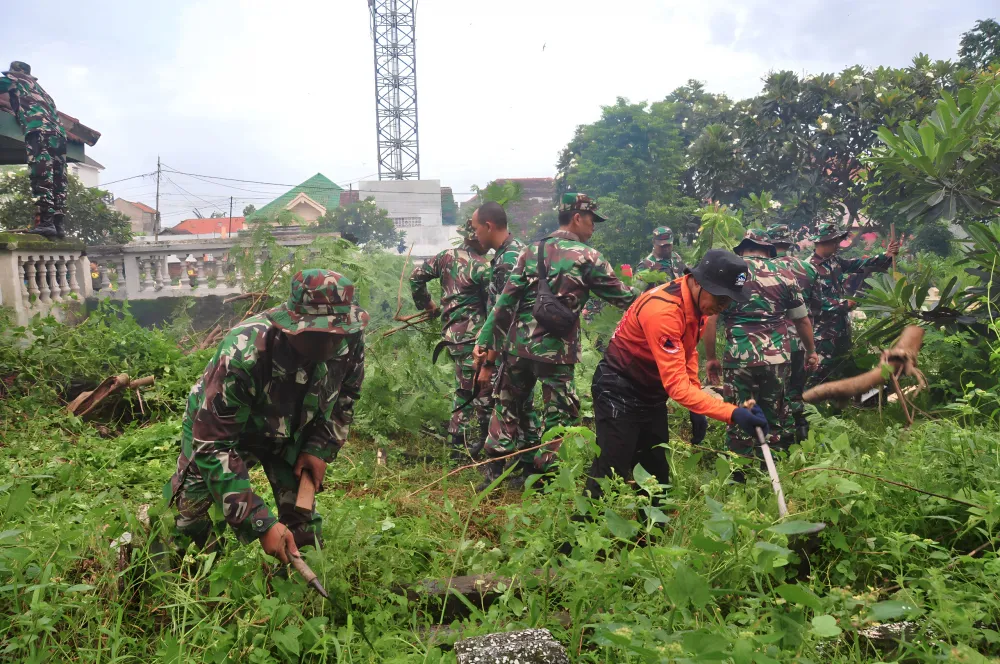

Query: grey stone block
<box><xmin>454</xmin><ymin>628</ymin><xmax>570</xmax><ymax>664</ymax></box>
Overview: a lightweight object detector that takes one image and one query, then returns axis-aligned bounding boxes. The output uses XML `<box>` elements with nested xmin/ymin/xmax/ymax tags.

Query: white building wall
<box><xmin>69</xmin><ymin>162</ymin><xmax>101</xmax><ymax>188</ymax></box>
<box><xmin>358</xmin><ymin>179</ymin><xmax>442</xmax><ymax>227</ymax></box>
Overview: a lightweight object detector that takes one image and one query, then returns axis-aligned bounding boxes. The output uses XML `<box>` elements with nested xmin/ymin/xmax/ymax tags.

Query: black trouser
<box><xmin>585</xmin><ymin>362</ymin><xmax>671</xmax><ymax>501</ymax></box>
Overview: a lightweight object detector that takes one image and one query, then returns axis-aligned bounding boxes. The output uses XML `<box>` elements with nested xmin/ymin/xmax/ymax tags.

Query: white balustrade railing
<box><xmin>0</xmin><ymin>240</ymin><xmax>90</xmax><ymax>325</ymax></box>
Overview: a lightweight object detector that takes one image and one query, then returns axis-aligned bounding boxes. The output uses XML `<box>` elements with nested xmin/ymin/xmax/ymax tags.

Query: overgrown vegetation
<box><xmin>1</xmin><ymin>235</ymin><xmax>999</xmax><ymax>663</ymax></box>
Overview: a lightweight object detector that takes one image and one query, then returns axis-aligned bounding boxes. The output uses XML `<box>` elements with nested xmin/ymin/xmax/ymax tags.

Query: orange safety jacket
<box><xmin>603</xmin><ymin>275</ymin><xmax>736</xmax><ymax>423</ymax></box>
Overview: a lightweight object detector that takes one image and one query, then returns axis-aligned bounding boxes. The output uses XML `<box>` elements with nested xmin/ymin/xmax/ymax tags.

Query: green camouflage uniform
<box><xmin>720</xmin><ymin>231</ymin><xmax>808</xmax><ymax>452</ymax></box>
<box><xmin>477</xmin><ymin>194</ymin><xmax>637</xmax><ymax>468</ymax></box>
<box><xmin>410</xmin><ymin>234</ymin><xmax>490</xmax><ymax>440</ymax></box>
<box><xmin>486</xmin><ymin>234</ymin><xmax>542</xmax><ymax>448</ymax></box>
<box><xmin>806</xmin><ymin>222</ymin><xmax>892</xmax><ymax>386</ymax></box>
<box><xmin>0</xmin><ymin>64</ymin><xmax>67</xmax><ymax>223</ymax></box>
<box><xmin>636</xmin><ymin>227</ymin><xmax>686</xmax><ymax>291</ymax></box>
<box><xmin>166</xmin><ymin>270</ymin><xmax>368</xmax><ymax>548</ymax></box>
<box><xmin>767</xmin><ymin>224</ymin><xmax>818</xmax><ymax>425</ymax></box>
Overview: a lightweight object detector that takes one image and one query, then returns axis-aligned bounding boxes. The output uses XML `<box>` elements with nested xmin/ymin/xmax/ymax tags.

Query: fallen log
<box><xmin>803</xmin><ymin>326</ymin><xmax>925</xmax><ymax>405</ymax></box>
<box><xmin>67</xmin><ymin>374</ymin><xmax>155</xmax><ymax>418</ymax></box>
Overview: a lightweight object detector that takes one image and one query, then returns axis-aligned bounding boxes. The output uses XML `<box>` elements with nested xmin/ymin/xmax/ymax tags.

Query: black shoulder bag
<box><xmin>532</xmin><ymin>239</ymin><xmax>578</xmax><ymax>337</ymax></box>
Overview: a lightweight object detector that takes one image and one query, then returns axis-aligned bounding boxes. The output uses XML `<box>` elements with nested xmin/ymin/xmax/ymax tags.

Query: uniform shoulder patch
<box><xmin>658</xmin><ymin>334</ymin><xmax>681</xmax><ymax>354</ymax></box>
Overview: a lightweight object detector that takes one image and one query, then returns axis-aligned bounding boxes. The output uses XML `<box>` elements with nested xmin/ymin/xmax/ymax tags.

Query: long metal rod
<box><xmin>756</xmin><ymin>427</ymin><xmax>789</xmax><ymax>518</ymax></box>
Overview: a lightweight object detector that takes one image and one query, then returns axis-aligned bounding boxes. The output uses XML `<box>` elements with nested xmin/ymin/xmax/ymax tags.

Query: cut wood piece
<box><xmin>454</xmin><ymin>628</ymin><xmax>570</xmax><ymax>664</ymax></box>
<box><xmin>295</xmin><ymin>470</ymin><xmax>316</xmax><ymax>514</ymax></box>
<box><xmin>67</xmin><ymin>373</ymin><xmax>156</xmax><ymax>418</ymax></box>
<box><xmin>803</xmin><ymin>326</ymin><xmax>925</xmax><ymax>404</ymax></box>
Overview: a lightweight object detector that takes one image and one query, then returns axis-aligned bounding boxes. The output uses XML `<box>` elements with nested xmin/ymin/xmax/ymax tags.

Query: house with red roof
<box><xmin>113</xmin><ymin>198</ymin><xmax>158</xmax><ymax>236</ymax></box>
<box><xmin>162</xmin><ymin>216</ymin><xmax>245</xmax><ymax>238</ymax></box>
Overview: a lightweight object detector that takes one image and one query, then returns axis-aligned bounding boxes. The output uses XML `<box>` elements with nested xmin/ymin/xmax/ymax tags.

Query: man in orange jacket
<box><xmin>585</xmin><ymin>249</ymin><xmax>769</xmax><ymax>500</ymax></box>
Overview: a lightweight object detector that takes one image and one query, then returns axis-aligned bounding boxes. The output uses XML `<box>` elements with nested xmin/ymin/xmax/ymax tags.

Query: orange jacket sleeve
<box><xmin>639</xmin><ymin>300</ymin><xmax>736</xmax><ymax>423</ymax></box>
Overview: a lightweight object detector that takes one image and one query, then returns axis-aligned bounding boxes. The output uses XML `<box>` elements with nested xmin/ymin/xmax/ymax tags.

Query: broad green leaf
<box><xmin>632</xmin><ymin>463</ymin><xmax>654</xmax><ymax>490</ymax></box>
<box><xmin>811</xmin><ymin>615</ymin><xmax>842</xmax><ymax>638</ymax></box>
<box><xmin>767</xmin><ymin>521</ymin><xmax>826</xmax><ymax>536</ymax></box>
<box><xmin>643</xmin><ymin>576</ymin><xmax>663</xmax><ymax>595</ymax></box>
<box><xmin>870</xmin><ymin>600</ymin><xmax>920</xmax><ymax>621</ymax></box>
<box><xmin>64</xmin><ymin>584</ymin><xmax>95</xmax><ymax>593</ymax></box>
<box><xmin>3</xmin><ymin>483</ymin><xmax>33</xmax><ymax>517</ymax></box>
<box><xmin>667</xmin><ymin>564</ymin><xmax>712</xmax><ymax>610</ymax></box>
<box><xmin>691</xmin><ymin>534</ymin><xmax>729</xmax><ymax>553</ymax></box>
<box><xmin>775</xmin><ymin>584</ymin><xmax>822</xmax><ymax>612</ymax></box>
<box><xmin>604</xmin><ymin>509</ymin><xmax>638</xmax><ymax>539</ymax></box>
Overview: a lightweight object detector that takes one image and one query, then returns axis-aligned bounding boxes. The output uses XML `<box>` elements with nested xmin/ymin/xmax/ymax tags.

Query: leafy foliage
<box><xmin>0</xmin><ymin>169</ymin><xmax>132</xmax><ymax>244</ymax></box>
<box><xmin>315</xmin><ymin>197</ymin><xmax>403</xmax><ymax>249</ymax></box>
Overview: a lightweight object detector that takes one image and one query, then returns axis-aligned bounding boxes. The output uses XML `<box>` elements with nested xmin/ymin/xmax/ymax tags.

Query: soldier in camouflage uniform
<box><xmin>767</xmin><ymin>224</ymin><xmax>819</xmax><ymax>440</ymax></box>
<box><xmin>704</xmin><ymin>230</ymin><xmax>819</xmax><ymax>455</ymax></box>
<box><xmin>636</xmin><ymin>226</ymin><xmax>687</xmax><ymax>290</ymax></box>
<box><xmin>0</xmin><ymin>62</ymin><xmax>67</xmax><ymax>239</ymax></box>
<box><xmin>410</xmin><ymin>221</ymin><xmax>490</xmax><ymax>458</ymax></box>
<box><xmin>469</xmin><ymin>202</ymin><xmax>542</xmax><ymax>460</ymax></box>
<box><xmin>165</xmin><ymin>269</ymin><xmax>368</xmax><ymax>563</ymax></box>
<box><xmin>475</xmin><ymin>193</ymin><xmax>637</xmax><ymax>483</ymax></box>
<box><xmin>807</xmin><ymin>221</ymin><xmax>899</xmax><ymax>387</ymax></box>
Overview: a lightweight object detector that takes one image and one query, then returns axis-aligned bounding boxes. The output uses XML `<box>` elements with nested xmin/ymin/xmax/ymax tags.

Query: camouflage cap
<box><xmin>652</xmin><ymin>226</ymin><xmax>674</xmax><ymax>243</ymax></box>
<box><xmin>559</xmin><ymin>193</ymin><xmax>606</xmax><ymax>222</ymax></box>
<box><xmin>6</xmin><ymin>61</ymin><xmax>30</xmax><ymax>75</ymax></box>
<box><xmin>811</xmin><ymin>221</ymin><xmax>849</xmax><ymax>242</ymax></box>
<box><xmin>734</xmin><ymin>228</ymin><xmax>777</xmax><ymax>258</ymax></box>
<box><xmin>458</xmin><ymin>219</ymin><xmax>478</xmax><ymax>241</ymax></box>
<box><xmin>266</xmin><ymin>269</ymin><xmax>369</xmax><ymax>335</ymax></box>
<box><xmin>766</xmin><ymin>224</ymin><xmax>794</xmax><ymax>246</ymax></box>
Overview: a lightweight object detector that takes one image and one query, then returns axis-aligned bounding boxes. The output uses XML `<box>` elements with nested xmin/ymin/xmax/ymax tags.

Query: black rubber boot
<box><xmin>794</xmin><ymin>414</ymin><xmax>809</xmax><ymax>442</ymax></box>
<box><xmin>27</xmin><ymin>220</ymin><xmax>59</xmax><ymax>239</ymax></box>
<box><xmin>53</xmin><ymin>214</ymin><xmax>66</xmax><ymax>239</ymax></box>
<box><xmin>475</xmin><ymin>458</ymin><xmax>506</xmax><ymax>492</ymax></box>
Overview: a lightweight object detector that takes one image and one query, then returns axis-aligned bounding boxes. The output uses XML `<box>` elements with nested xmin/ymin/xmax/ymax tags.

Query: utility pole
<box><xmin>229</xmin><ymin>196</ymin><xmax>234</xmax><ymax>237</ymax></box>
<box><xmin>154</xmin><ymin>156</ymin><xmax>161</xmax><ymax>241</ymax></box>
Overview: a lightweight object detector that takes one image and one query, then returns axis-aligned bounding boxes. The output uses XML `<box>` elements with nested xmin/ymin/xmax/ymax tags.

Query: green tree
<box><xmin>0</xmin><ymin>170</ymin><xmax>132</xmax><ymax>244</ymax></box>
<box><xmin>441</xmin><ymin>188</ymin><xmax>458</xmax><ymax>225</ymax></box>
<box><xmin>316</xmin><ymin>197</ymin><xmax>403</xmax><ymax>249</ymax></box>
<box><xmin>242</xmin><ymin>203</ymin><xmax>256</xmax><ymax>217</ymax></box>
<box><xmin>959</xmin><ymin>18</ymin><xmax>1000</xmax><ymax>71</ymax></box>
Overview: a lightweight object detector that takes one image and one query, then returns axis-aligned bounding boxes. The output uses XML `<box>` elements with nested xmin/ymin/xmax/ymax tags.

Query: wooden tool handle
<box><xmin>289</xmin><ymin>553</ymin><xmax>316</xmax><ymax>583</ymax></box>
<box><xmin>295</xmin><ymin>470</ymin><xmax>316</xmax><ymax>513</ymax></box>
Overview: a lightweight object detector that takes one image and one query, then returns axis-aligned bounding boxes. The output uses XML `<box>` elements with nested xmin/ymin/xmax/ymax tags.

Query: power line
<box><xmin>100</xmin><ymin>172</ymin><xmax>156</xmax><ymax>187</ymax></box>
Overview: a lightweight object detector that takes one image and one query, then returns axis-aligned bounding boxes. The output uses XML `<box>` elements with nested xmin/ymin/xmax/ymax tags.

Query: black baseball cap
<box><xmin>689</xmin><ymin>249</ymin><xmax>750</xmax><ymax>303</ymax></box>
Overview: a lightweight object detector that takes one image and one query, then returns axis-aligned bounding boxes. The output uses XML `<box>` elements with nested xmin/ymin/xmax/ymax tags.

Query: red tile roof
<box><xmin>129</xmin><ymin>200</ymin><xmax>157</xmax><ymax>214</ymax></box>
<box><xmin>165</xmin><ymin>217</ymin><xmax>245</xmax><ymax>236</ymax></box>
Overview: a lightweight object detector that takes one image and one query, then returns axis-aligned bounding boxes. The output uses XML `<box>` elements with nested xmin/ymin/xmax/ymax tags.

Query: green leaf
<box><xmin>811</xmin><ymin>615</ymin><xmax>842</xmax><ymax>638</ymax></box>
<box><xmin>835</xmin><ymin>478</ymin><xmax>864</xmax><ymax>494</ymax></box>
<box><xmin>3</xmin><ymin>483</ymin><xmax>33</xmax><ymax>517</ymax></box>
<box><xmin>643</xmin><ymin>577</ymin><xmax>663</xmax><ymax>594</ymax></box>
<box><xmin>775</xmin><ymin>584</ymin><xmax>822</xmax><ymax>612</ymax></box>
<box><xmin>632</xmin><ymin>463</ymin><xmax>654</xmax><ymax>491</ymax></box>
<box><xmin>691</xmin><ymin>534</ymin><xmax>729</xmax><ymax>553</ymax></box>
<box><xmin>870</xmin><ymin>600</ymin><xmax>920</xmax><ymax>621</ymax></box>
<box><xmin>666</xmin><ymin>564</ymin><xmax>712</xmax><ymax>610</ymax></box>
<box><xmin>272</xmin><ymin>625</ymin><xmax>302</xmax><ymax>657</ymax></box>
<box><xmin>767</xmin><ymin>521</ymin><xmax>825</xmax><ymax>535</ymax></box>
<box><xmin>604</xmin><ymin>509</ymin><xmax>638</xmax><ymax>539</ymax></box>
<box><xmin>64</xmin><ymin>584</ymin><xmax>95</xmax><ymax>593</ymax></box>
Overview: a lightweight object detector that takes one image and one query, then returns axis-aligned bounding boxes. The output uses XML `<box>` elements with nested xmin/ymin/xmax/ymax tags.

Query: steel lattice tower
<box><xmin>369</xmin><ymin>0</ymin><xmax>420</xmax><ymax>180</ymax></box>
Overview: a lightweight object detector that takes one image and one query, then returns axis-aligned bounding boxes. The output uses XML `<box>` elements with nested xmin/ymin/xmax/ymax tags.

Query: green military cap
<box><xmin>734</xmin><ymin>228</ymin><xmax>777</xmax><ymax>258</ymax></box>
<box><xmin>652</xmin><ymin>226</ymin><xmax>674</xmax><ymax>243</ymax></box>
<box><xmin>266</xmin><ymin>268</ymin><xmax>369</xmax><ymax>335</ymax></box>
<box><xmin>766</xmin><ymin>224</ymin><xmax>794</xmax><ymax>246</ymax></box>
<box><xmin>811</xmin><ymin>221</ymin><xmax>849</xmax><ymax>242</ymax></box>
<box><xmin>559</xmin><ymin>192</ymin><xmax>606</xmax><ymax>222</ymax></box>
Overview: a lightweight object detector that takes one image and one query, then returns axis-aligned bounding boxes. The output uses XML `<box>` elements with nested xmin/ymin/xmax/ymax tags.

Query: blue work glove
<box><xmin>731</xmin><ymin>405</ymin><xmax>769</xmax><ymax>438</ymax></box>
<box><xmin>689</xmin><ymin>412</ymin><xmax>708</xmax><ymax>445</ymax></box>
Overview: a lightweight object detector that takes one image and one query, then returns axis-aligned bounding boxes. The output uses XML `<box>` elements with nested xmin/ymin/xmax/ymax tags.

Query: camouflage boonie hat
<box><xmin>6</xmin><ymin>61</ymin><xmax>30</xmax><ymax>75</ymax></box>
<box><xmin>266</xmin><ymin>269</ymin><xmax>369</xmax><ymax>335</ymax></box>
<box><xmin>652</xmin><ymin>226</ymin><xmax>674</xmax><ymax>243</ymax></box>
<box><xmin>734</xmin><ymin>228</ymin><xmax>777</xmax><ymax>258</ymax></box>
<box><xmin>458</xmin><ymin>219</ymin><xmax>477</xmax><ymax>241</ymax></box>
<box><xmin>559</xmin><ymin>193</ymin><xmax>606</xmax><ymax>222</ymax></box>
<box><xmin>811</xmin><ymin>221</ymin><xmax>848</xmax><ymax>242</ymax></box>
<box><xmin>766</xmin><ymin>224</ymin><xmax>794</xmax><ymax>246</ymax></box>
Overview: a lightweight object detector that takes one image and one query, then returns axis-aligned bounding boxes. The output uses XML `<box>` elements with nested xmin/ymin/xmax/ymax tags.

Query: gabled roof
<box><xmin>126</xmin><ymin>200</ymin><xmax>157</xmax><ymax>214</ymax></box>
<box><xmin>164</xmin><ymin>217</ymin><xmax>245</xmax><ymax>236</ymax></box>
<box><xmin>250</xmin><ymin>173</ymin><xmax>343</xmax><ymax>221</ymax></box>
<box><xmin>286</xmin><ymin>191</ymin><xmax>327</xmax><ymax>215</ymax></box>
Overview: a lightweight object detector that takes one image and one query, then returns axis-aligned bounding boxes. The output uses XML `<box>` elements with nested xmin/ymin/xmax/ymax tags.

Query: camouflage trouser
<box><xmin>448</xmin><ymin>351</ymin><xmax>491</xmax><ymax>441</ymax></box>
<box><xmin>723</xmin><ymin>363</ymin><xmax>794</xmax><ymax>454</ymax></box>
<box><xmin>167</xmin><ymin>443</ymin><xmax>321</xmax><ymax>549</ymax></box>
<box><xmin>787</xmin><ymin>349</ymin><xmax>806</xmax><ymax>419</ymax></box>
<box><xmin>484</xmin><ymin>355</ymin><xmax>572</xmax><ymax>470</ymax></box>
<box><xmin>25</xmin><ymin>130</ymin><xmax>67</xmax><ymax>222</ymax></box>
<box><xmin>808</xmin><ymin>331</ymin><xmax>852</xmax><ymax>389</ymax></box>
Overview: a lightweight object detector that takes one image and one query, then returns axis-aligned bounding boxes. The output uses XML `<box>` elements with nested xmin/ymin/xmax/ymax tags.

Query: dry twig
<box><xmin>789</xmin><ymin>466</ymin><xmax>984</xmax><ymax>510</ymax></box>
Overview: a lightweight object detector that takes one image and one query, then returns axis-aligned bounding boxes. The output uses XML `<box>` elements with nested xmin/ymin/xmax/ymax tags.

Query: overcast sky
<box><xmin>3</xmin><ymin>1</ymin><xmax>994</xmax><ymax>225</ymax></box>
